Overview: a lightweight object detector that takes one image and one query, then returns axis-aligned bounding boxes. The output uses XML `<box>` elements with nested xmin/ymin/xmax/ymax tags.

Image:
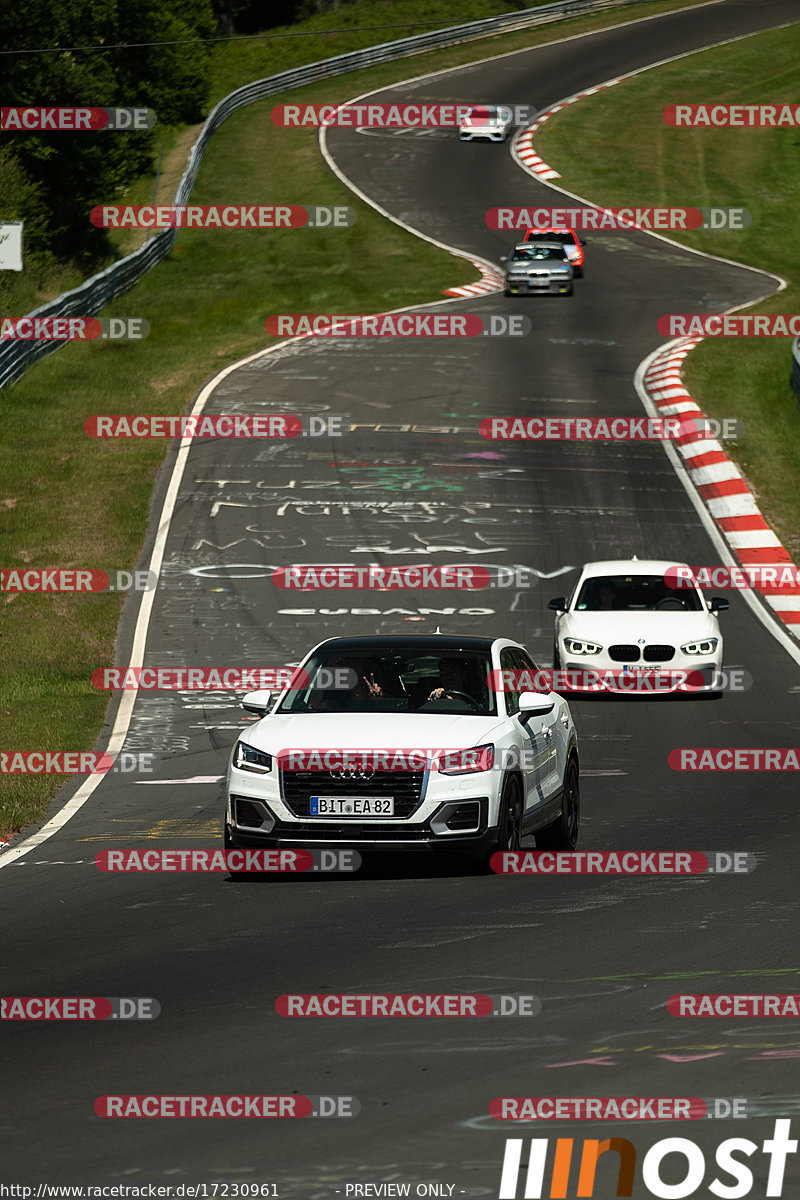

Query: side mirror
<box><xmin>548</xmin><ymin>596</ymin><xmax>566</xmax><ymax>611</ymax></box>
<box><xmin>518</xmin><ymin>690</ymin><xmax>556</xmax><ymax>720</ymax></box>
<box><xmin>709</xmin><ymin>597</ymin><xmax>730</xmax><ymax>613</ymax></box>
<box><xmin>580</xmin><ymin>238</ymin><xmax>587</xmax><ymax>246</ymax></box>
<box><xmin>499</xmin><ymin>255</ymin><xmax>508</xmax><ymax>264</ymax></box>
<box><xmin>241</xmin><ymin>689</ymin><xmax>272</xmax><ymax>715</ymax></box>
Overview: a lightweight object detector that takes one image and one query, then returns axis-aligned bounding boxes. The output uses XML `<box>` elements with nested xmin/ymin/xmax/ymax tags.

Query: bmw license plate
<box><xmin>309</xmin><ymin>796</ymin><xmax>394</xmax><ymax>817</ymax></box>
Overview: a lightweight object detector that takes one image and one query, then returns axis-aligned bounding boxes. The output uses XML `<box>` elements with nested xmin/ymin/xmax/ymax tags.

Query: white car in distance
<box><xmin>458</xmin><ymin>104</ymin><xmax>514</xmax><ymax>142</ymax></box>
<box><xmin>549</xmin><ymin>559</ymin><xmax>729</xmax><ymax>692</ymax></box>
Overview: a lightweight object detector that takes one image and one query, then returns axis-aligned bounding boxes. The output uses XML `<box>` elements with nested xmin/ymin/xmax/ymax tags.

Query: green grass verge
<box><xmin>536</xmin><ymin>21</ymin><xmax>800</xmax><ymax>561</ymax></box>
<box><xmin>0</xmin><ymin>0</ymin><xmax>723</xmax><ymax>839</ymax></box>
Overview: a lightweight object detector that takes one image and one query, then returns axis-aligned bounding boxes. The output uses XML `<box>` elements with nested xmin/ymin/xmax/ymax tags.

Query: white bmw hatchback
<box><xmin>549</xmin><ymin>559</ymin><xmax>729</xmax><ymax>691</ymax></box>
<box><xmin>225</xmin><ymin>635</ymin><xmax>579</xmax><ymax>866</ymax></box>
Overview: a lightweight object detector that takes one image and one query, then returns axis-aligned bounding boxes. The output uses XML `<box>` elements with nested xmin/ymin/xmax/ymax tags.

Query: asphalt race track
<box><xmin>3</xmin><ymin>2</ymin><xmax>800</xmax><ymax>1195</ymax></box>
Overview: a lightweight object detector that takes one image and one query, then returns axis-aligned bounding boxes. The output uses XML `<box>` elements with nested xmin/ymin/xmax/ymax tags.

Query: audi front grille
<box><xmin>280</xmin><ymin>768</ymin><xmax>427</xmax><ymax>819</ymax></box>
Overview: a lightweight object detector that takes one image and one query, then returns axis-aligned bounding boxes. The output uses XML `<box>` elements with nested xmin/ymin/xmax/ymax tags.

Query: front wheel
<box><xmin>485</xmin><ymin>776</ymin><xmax>522</xmax><ymax>870</ymax></box>
<box><xmin>536</xmin><ymin>758</ymin><xmax>579</xmax><ymax>850</ymax></box>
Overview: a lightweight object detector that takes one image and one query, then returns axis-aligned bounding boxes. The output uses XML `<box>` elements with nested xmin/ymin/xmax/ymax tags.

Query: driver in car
<box><xmin>427</xmin><ymin>657</ymin><xmax>475</xmax><ymax>704</ymax></box>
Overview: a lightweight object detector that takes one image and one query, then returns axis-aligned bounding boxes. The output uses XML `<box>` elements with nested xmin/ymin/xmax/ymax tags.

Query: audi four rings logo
<box><xmin>330</xmin><ymin>766</ymin><xmax>375</xmax><ymax>780</ymax></box>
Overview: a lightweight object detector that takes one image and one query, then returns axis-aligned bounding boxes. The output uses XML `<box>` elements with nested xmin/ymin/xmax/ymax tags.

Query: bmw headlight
<box><xmin>564</xmin><ymin>638</ymin><xmax>602</xmax><ymax>655</ymax></box>
<box><xmin>681</xmin><ymin>638</ymin><xmax>718</xmax><ymax>656</ymax></box>
<box><xmin>233</xmin><ymin>741</ymin><xmax>273</xmax><ymax>774</ymax></box>
<box><xmin>557</xmin><ymin>267</ymin><xmax>571</xmax><ymax>274</ymax></box>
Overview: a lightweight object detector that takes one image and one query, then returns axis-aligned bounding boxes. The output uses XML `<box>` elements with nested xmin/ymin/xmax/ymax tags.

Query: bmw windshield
<box><xmin>575</xmin><ymin>575</ymin><xmax>704</xmax><ymax>612</ymax></box>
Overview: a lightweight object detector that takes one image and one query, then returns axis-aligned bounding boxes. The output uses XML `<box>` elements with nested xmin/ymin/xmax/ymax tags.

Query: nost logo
<box><xmin>497</xmin><ymin>1119</ymin><xmax>798</xmax><ymax>1198</ymax></box>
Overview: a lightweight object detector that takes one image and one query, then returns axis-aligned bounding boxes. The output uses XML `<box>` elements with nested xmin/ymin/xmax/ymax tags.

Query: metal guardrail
<box><xmin>0</xmin><ymin>0</ymin><xmax>650</xmax><ymax>390</ymax></box>
<box><xmin>792</xmin><ymin>338</ymin><xmax>800</xmax><ymax>406</ymax></box>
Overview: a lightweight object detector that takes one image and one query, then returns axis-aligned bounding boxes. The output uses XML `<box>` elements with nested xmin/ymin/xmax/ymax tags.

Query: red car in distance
<box><xmin>522</xmin><ymin>227</ymin><xmax>585</xmax><ymax>276</ymax></box>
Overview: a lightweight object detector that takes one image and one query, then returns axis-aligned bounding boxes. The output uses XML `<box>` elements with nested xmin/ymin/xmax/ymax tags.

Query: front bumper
<box><xmin>459</xmin><ymin>129</ymin><xmax>507</xmax><ymax>142</ymax></box>
<box><xmin>227</xmin><ymin>796</ymin><xmax>494</xmax><ymax>857</ymax></box>
<box><xmin>560</xmin><ymin>657</ymin><xmax>722</xmax><ymax>693</ymax></box>
<box><xmin>506</xmin><ymin>275</ymin><xmax>571</xmax><ymax>294</ymax></box>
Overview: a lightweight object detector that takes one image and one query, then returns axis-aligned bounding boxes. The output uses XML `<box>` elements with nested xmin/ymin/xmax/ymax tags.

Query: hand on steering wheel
<box><xmin>428</xmin><ymin>688</ymin><xmax>481</xmax><ymax>710</ymax></box>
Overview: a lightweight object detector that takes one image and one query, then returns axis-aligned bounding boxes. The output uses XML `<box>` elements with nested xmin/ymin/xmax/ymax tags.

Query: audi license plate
<box><xmin>309</xmin><ymin>796</ymin><xmax>394</xmax><ymax>817</ymax></box>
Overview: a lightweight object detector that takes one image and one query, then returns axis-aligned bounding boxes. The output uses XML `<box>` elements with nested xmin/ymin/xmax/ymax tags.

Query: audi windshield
<box><xmin>276</xmin><ymin>646</ymin><xmax>497</xmax><ymax>716</ymax></box>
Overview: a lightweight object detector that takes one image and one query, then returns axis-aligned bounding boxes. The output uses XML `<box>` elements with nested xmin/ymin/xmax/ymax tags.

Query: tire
<box><xmin>485</xmin><ymin>775</ymin><xmax>522</xmax><ymax>870</ymax></box>
<box><xmin>536</xmin><ymin>757</ymin><xmax>579</xmax><ymax>850</ymax></box>
<box><xmin>552</xmin><ymin>642</ymin><xmax>561</xmax><ymax>669</ymax></box>
<box><xmin>504</xmin><ymin>288</ymin><xmax>512</xmax><ymax>297</ymax></box>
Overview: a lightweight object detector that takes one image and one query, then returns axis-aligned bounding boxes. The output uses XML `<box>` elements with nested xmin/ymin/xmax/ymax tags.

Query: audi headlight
<box><xmin>233</xmin><ymin>741</ymin><xmax>273</xmax><ymax>774</ymax></box>
<box><xmin>437</xmin><ymin>744</ymin><xmax>495</xmax><ymax>775</ymax></box>
<box><xmin>564</xmin><ymin>638</ymin><xmax>602</xmax><ymax>655</ymax></box>
<box><xmin>681</xmin><ymin>638</ymin><xmax>718</xmax><ymax>656</ymax></box>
